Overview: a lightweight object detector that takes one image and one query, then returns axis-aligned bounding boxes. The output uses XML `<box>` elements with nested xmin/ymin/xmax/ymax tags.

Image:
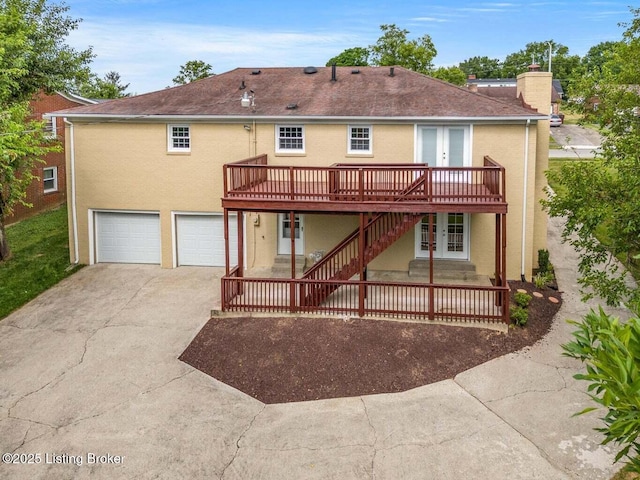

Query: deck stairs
<box><xmin>301</xmin><ymin>175</ymin><xmax>427</xmax><ymax>306</ymax></box>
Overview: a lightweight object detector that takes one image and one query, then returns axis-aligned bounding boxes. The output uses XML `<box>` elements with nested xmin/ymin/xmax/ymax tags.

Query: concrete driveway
<box><xmin>550</xmin><ymin>124</ymin><xmax>603</xmax><ymax>158</ymax></box>
<box><xmin>0</xmin><ymin>218</ymin><xmax>633</xmax><ymax>479</ymax></box>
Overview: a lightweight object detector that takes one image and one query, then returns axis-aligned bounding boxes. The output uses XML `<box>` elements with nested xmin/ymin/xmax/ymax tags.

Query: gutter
<box><xmin>64</xmin><ymin>118</ymin><xmax>80</xmax><ymax>264</ymax></box>
<box><xmin>521</xmin><ymin>119</ymin><xmax>530</xmax><ymax>281</ymax></box>
<box><xmin>52</xmin><ymin>113</ymin><xmax>548</xmax><ymax>124</ymax></box>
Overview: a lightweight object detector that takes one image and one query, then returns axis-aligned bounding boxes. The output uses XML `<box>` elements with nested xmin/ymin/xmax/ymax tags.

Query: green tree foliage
<box><xmin>369</xmin><ymin>24</ymin><xmax>437</xmax><ymax>74</ymax></box>
<box><xmin>543</xmin><ymin>8</ymin><xmax>640</xmax><ymax>311</ymax></box>
<box><xmin>458</xmin><ymin>55</ymin><xmax>502</xmax><ymax>78</ymax></box>
<box><xmin>172</xmin><ymin>60</ymin><xmax>213</xmax><ymax>85</ymax></box>
<box><xmin>431</xmin><ymin>66</ymin><xmax>466</xmax><ymax>85</ymax></box>
<box><xmin>326</xmin><ymin>47</ymin><xmax>370</xmax><ymax>67</ymax></box>
<box><xmin>0</xmin><ymin>0</ymin><xmax>91</xmax><ymax>261</ymax></box>
<box><xmin>0</xmin><ymin>0</ymin><xmax>93</xmax><ymax>103</ymax></box>
<box><xmin>76</xmin><ymin>71</ymin><xmax>131</xmax><ymax>99</ymax></box>
<box><xmin>563</xmin><ymin>308</ymin><xmax>640</xmax><ymax>472</ymax></box>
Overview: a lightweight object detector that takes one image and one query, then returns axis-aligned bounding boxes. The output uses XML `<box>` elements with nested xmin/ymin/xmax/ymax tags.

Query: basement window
<box><xmin>43</xmin><ymin>167</ymin><xmax>58</xmax><ymax>193</ymax></box>
<box><xmin>167</xmin><ymin>124</ymin><xmax>191</xmax><ymax>152</ymax></box>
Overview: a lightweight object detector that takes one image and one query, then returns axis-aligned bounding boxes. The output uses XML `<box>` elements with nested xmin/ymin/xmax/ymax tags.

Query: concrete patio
<box><xmin>0</xmin><ymin>216</ymin><xmax>634</xmax><ymax>479</ymax></box>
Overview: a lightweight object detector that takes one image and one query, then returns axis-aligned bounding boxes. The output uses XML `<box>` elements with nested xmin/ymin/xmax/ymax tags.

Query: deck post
<box><xmin>358</xmin><ymin>213</ymin><xmax>366</xmax><ymax>317</ymax></box>
<box><xmin>237</xmin><ymin>211</ymin><xmax>244</xmax><ymax>278</ymax></box>
<box><xmin>501</xmin><ymin>212</ymin><xmax>508</xmax><ymax>323</ymax></box>
<box><xmin>289</xmin><ymin>210</ymin><xmax>297</xmax><ymax>313</ymax></box>
<box><xmin>428</xmin><ymin>213</ymin><xmax>435</xmax><ymax>320</ymax></box>
<box><xmin>223</xmin><ymin>209</ymin><xmax>230</xmax><ymax>276</ymax></box>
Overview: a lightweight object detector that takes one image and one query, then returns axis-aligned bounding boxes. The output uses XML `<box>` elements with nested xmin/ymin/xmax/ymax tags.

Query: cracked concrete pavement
<box><xmin>0</xmin><ymin>216</ymin><xmax>634</xmax><ymax>479</ymax></box>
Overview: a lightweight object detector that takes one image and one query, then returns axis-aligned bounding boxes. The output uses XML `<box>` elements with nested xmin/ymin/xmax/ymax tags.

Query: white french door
<box><xmin>415</xmin><ymin>213</ymin><xmax>469</xmax><ymax>260</ymax></box>
<box><xmin>277</xmin><ymin>213</ymin><xmax>304</xmax><ymax>255</ymax></box>
<box><xmin>417</xmin><ymin>126</ymin><xmax>470</xmax><ymax>182</ymax></box>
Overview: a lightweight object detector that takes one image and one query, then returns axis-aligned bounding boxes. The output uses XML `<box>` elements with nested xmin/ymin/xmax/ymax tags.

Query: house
<box><xmin>51</xmin><ymin>65</ymin><xmax>552</xmax><ymax>324</ymax></box>
<box><xmin>466</xmin><ymin>74</ymin><xmax>563</xmax><ymax>114</ymax></box>
<box><xmin>6</xmin><ymin>91</ymin><xmax>96</xmax><ymax>224</ymax></box>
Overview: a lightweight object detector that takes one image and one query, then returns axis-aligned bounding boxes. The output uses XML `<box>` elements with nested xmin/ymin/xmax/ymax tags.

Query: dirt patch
<box><xmin>179</xmin><ymin>281</ymin><xmax>562</xmax><ymax>404</ymax></box>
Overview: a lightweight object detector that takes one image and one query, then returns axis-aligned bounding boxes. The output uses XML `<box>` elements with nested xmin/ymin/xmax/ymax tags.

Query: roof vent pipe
<box><xmin>331</xmin><ymin>64</ymin><xmax>337</xmax><ymax>82</ymax></box>
<box><xmin>389</xmin><ymin>67</ymin><xmax>395</xmax><ymax>77</ymax></box>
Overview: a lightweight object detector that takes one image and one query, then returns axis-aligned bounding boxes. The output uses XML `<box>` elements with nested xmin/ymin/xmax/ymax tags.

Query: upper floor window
<box><xmin>43</xmin><ymin>167</ymin><xmax>58</xmax><ymax>193</ymax></box>
<box><xmin>168</xmin><ymin>124</ymin><xmax>190</xmax><ymax>152</ymax></box>
<box><xmin>348</xmin><ymin>125</ymin><xmax>372</xmax><ymax>154</ymax></box>
<box><xmin>276</xmin><ymin>125</ymin><xmax>304</xmax><ymax>153</ymax></box>
<box><xmin>43</xmin><ymin>115</ymin><xmax>56</xmax><ymax>138</ymax></box>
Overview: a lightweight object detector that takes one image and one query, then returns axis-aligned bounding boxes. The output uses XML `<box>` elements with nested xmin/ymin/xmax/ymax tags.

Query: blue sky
<box><xmin>62</xmin><ymin>0</ymin><xmax>634</xmax><ymax>94</ymax></box>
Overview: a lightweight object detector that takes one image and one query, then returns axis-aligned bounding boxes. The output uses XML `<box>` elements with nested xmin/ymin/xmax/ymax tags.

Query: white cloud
<box><xmin>68</xmin><ymin>19</ymin><xmax>364</xmax><ymax>93</ymax></box>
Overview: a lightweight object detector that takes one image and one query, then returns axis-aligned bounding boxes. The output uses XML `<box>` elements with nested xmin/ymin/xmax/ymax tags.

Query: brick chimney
<box><xmin>516</xmin><ymin>69</ymin><xmax>552</xmax><ymax>114</ymax></box>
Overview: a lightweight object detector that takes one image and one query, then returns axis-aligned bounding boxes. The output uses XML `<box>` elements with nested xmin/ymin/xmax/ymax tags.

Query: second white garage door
<box><xmin>176</xmin><ymin>214</ymin><xmax>238</xmax><ymax>267</ymax></box>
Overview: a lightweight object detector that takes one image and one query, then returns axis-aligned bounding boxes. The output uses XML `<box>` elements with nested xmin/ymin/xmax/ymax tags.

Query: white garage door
<box><xmin>95</xmin><ymin>212</ymin><xmax>161</xmax><ymax>264</ymax></box>
<box><xmin>176</xmin><ymin>214</ymin><xmax>238</xmax><ymax>267</ymax></box>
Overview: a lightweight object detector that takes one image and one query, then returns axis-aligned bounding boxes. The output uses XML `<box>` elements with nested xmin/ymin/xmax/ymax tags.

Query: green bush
<box><xmin>538</xmin><ymin>249</ymin><xmax>551</xmax><ymax>274</ymax></box>
<box><xmin>563</xmin><ymin>308</ymin><xmax>640</xmax><ymax>472</ymax></box>
<box><xmin>510</xmin><ymin>305</ymin><xmax>529</xmax><ymax>326</ymax></box>
<box><xmin>514</xmin><ymin>291</ymin><xmax>532</xmax><ymax>308</ymax></box>
<box><xmin>534</xmin><ymin>271</ymin><xmax>555</xmax><ymax>289</ymax></box>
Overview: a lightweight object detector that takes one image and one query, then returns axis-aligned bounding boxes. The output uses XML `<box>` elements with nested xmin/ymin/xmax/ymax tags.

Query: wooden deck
<box><xmin>222</xmin><ymin>155</ymin><xmax>507</xmax><ymax>214</ymax></box>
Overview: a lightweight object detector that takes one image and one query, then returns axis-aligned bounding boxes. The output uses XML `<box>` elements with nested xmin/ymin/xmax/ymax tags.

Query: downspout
<box><xmin>64</xmin><ymin>118</ymin><xmax>79</xmax><ymax>264</ymax></box>
<box><xmin>520</xmin><ymin>119</ymin><xmax>530</xmax><ymax>281</ymax></box>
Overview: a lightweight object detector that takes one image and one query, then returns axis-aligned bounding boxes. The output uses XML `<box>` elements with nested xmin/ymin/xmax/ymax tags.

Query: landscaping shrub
<box><xmin>563</xmin><ymin>308</ymin><xmax>640</xmax><ymax>473</ymax></box>
<box><xmin>538</xmin><ymin>249</ymin><xmax>551</xmax><ymax>274</ymax></box>
<box><xmin>514</xmin><ymin>291</ymin><xmax>532</xmax><ymax>309</ymax></box>
<box><xmin>510</xmin><ymin>305</ymin><xmax>529</xmax><ymax>326</ymax></box>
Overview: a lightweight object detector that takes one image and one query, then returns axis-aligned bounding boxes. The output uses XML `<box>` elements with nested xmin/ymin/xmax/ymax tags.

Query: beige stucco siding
<box><xmin>67</xmin><ymin>118</ymin><xmax>544</xmax><ymax>279</ymax></box>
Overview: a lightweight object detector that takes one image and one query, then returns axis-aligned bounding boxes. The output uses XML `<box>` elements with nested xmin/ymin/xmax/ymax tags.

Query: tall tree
<box><xmin>431</xmin><ymin>66</ymin><xmax>466</xmax><ymax>85</ymax></box>
<box><xmin>76</xmin><ymin>71</ymin><xmax>131</xmax><ymax>99</ymax></box>
<box><xmin>458</xmin><ymin>56</ymin><xmax>502</xmax><ymax>78</ymax></box>
<box><xmin>326</xmin><ymin>47</ymin><xmax>369</xmax><ymax>67</ymax></box>
<box><xmin>369</xmin><ymin>24</ymin><xmax>437</xmax><ymax>74</ymax></box>
<box><xmin>172</xmin><ymin>60</ymin><xmax>213</xmax><ymax>85</ymax></box>
<box><xmin>0</xmin><ymin>0</ymin><xmax>92</xmax><ymax>261</ymax></box>
<box><xmin>543</xmin><ymin>8</ymin><xmax>640</xmax><ymax>312</ymax></box>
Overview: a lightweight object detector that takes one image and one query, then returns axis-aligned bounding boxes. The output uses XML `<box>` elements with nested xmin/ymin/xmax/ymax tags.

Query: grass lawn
<box><xmin>0</xmin><ymin>205</ymin><xmax>82</xmax><ymax>320</ymax></box>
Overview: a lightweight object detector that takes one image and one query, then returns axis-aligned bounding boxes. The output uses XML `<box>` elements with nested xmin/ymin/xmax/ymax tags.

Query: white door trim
<box><xmin>277</xmin><ymin>213</ymin><xmax>304</xmax><ymax>255</ymax></box>
<box><xmin>415</xmin><ymin>213</ymin><xmax>469</xmax><ymax>260</ymax></box>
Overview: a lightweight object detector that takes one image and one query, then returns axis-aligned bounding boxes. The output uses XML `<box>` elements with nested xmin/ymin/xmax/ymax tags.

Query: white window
<box><xmin>168</xmin><ymin>124</ymin><xmax>191</xmax><ymax>152</ymax></box>
<box><xmin>43</xmin><ymin>115</ymin><xmax>56</xmax><ymax>138</ymax></box>
<box><xmin>276</xmin><ymin>125</ymin><xmax>304</xmax><ymax>153</ymax></box>
<box><xmin>43</xmin><ymin>167</ymin><xmax>58</xmax><ymax>193</ymax></box>
<box><xmin>348</xmin><ymin>125</ymin><xmax>372</xmax><ymax>154</ymax></box>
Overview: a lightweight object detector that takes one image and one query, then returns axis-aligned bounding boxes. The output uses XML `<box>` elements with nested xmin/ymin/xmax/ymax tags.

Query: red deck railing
<box><xmin>221</xmin><ymin>276</ymin><xmax>509</xmax><ymax>324</ymax></box>
<box><xmin>223</xmin><ymin>155</ymin><xmax>506</xmax><ymax>208</ymax></box>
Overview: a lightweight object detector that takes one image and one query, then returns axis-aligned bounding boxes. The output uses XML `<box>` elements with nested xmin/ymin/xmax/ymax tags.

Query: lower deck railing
<box><xmin>221</xmin><ymin>274</ymin><xmax>510</xmax><ymax>324</ymax></box>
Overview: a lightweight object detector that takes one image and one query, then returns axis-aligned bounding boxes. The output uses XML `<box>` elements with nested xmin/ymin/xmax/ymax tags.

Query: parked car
<box><xmin>550</xmin><ymin>114</ymin><xmax>562</xmax><ymax>127</ymax></box>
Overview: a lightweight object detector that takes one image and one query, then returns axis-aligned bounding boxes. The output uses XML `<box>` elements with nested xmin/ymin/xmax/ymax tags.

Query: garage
<box><xmin>176</xmin><ymin>214</ymin><xmax>238</xmax><ymax>267</ymax></box>
<box><xmin>95</xmin><ymin>211</ymin><xmax>161</xmax><ymax>264</ymax></box>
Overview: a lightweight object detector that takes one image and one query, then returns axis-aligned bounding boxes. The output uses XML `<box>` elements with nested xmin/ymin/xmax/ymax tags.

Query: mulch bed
<box><xmin>179</xmin><ymin>281</ymin><xmax>562</xmax><ymax>404</ymax></box>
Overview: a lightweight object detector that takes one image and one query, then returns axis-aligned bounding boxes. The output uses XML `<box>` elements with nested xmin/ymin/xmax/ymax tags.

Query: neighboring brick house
<box><xmin>6</xmin><ymin>91</ymin><xmax>96</xmax><ymax>224</ymax></box>
<box><xmin>51</xmin><ymin>66</ymin><xmax>552</xmax><ymax>324</ymax></box>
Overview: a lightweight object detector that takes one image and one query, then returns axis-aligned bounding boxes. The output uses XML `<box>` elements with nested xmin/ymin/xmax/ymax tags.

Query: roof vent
<box><xmin>389</xmin><ymin>67</ymin><xmax>395</xmax><ymax>77</ymax></box>
<box><xmin>351</xmin><ymin>69</ymin><xmax>360</xmax><ymax>74</ymax></box>
<box><xmin>239</xmin><ymin>80</ymin><xmax>246</xmax><ymax>90</ymax></box>
<box><xmin>331</xmin><ymin>64</ymin><xmax>337</xmax><ymax>82</ymax></box>
<box><xmin>286</xmin><ymin>103</ymin><xmax>298</xmax><ymax>110</ymax></box>
<box><xmin>303</xmin><ymin>66</ymin><xmax>318</xmax><ymax>74</ymax></box>
<box><xmin>251</xmin><ymin>69</ymin><xmax>261</xmax><ymax>75</ymax></box>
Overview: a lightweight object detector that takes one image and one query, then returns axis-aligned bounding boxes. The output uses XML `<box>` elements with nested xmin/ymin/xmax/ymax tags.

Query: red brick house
<box><xmin>6</xmin><ymin>91</ymin><xmax>96</xmax><ymax>224</ymax></box>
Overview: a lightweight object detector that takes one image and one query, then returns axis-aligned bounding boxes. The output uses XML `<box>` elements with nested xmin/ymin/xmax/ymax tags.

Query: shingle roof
<box><xmin>53</xmin><ymin>66</ymin><xmax>542</xmax><ymax>119</ymax></box>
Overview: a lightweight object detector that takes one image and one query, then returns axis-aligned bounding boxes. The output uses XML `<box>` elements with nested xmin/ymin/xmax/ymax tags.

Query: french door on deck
<box><xmin>417</xmin><ymin>125</ymin><xmax>470</xmax><ymax>182</ymax></box>
<box><xmin>415</xmin><ymin>213</ymin><xmax>469</xmax><ymax>260</ymax></box>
